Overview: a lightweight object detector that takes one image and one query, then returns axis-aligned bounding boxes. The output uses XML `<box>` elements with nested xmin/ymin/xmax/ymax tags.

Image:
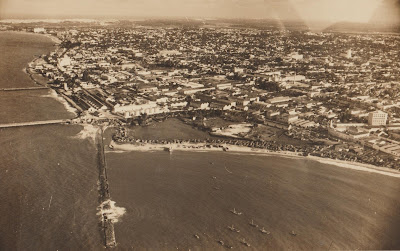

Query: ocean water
<box><xmin>106</xmin><ymin>151</ymin><xmax>400</xmax><ymax>250</ymax></box>
<box><xmin>0</xmin><ymin>32</ymin><xmax>102</xmax><ymax>250</ymax></box>
<box><xmin>0</xmin><ymin>32</ymin><xmax>55</xmax><ymax>89</ymax></box>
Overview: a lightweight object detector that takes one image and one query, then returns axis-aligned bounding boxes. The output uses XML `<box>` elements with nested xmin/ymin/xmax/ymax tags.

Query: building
<box><xmin>368</xmin><ymin>111</ymin><xmax>388</xmax><ymax>126</ymax></box>
<box><xmin>267</xmin><ymin>96</ymin><xmax>291</xmax><ymax>105</ymax></box>
<box><xmin>33</xmin><ymin>27</ymin><xmax>46</xmax><ymax>33</ymax></box>
<box><xmin>114</xmin><ymin>102</ymin><xmax>165</xmax><ymax>118</ymax></box>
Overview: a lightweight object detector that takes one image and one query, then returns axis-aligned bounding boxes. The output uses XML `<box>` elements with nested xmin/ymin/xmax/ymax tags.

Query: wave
<box><xmin>41</xmin><ymin>89</ymin><xmax>78</xmax><ymax>115</ymax></box>
<box><xmin>73</xmin><ymin>124</ymin><xmax>98</xmax><ymax>142</ymax></box>
<box><xmin>97</xmin><ymin>199</ymin><xmax>126</xmax><ymax>223</ymax></box>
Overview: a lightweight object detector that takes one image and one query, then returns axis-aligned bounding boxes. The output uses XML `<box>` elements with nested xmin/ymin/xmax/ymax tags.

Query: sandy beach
<box><xmin>109</xmin><ymin>141</ymin><xmax>400</xmax><ymax>178</ymax></box>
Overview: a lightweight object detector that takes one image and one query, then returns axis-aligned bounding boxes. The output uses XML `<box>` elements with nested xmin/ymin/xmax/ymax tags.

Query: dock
<box><xmin>0</xmin><ymin>87</ymin><xmax>49</xmax><ymax>91</ymax></box>
<box><xmin>96</xmin><ymin>128</ymin><xmax>117</xmax><ymax>248</ymax></box>
<box><xmin>0</xmin><ymin>119</ymin><xmax>68</xmax><ymax>129</ymax></box>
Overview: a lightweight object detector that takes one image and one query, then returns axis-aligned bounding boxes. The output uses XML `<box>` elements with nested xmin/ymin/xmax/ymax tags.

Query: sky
<box><xmin>0</xmin><ymin>0</ymin><xmax>399</xmax><ymax>24</ymax></box>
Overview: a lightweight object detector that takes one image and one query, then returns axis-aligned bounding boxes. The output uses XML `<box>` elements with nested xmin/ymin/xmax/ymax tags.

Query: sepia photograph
<box><xmin>0</xmin><ymin>0</ymin><xmax>400</xmax><ymax>250</ymax></box>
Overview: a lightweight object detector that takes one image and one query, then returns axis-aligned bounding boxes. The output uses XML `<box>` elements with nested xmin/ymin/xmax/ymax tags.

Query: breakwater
<box><xmin>96</xmin><ymin>128</ymin><xmax>116</xmax><ymax>248</ymax></box>
<box><xmin>0</xmin><ymin>119</ymin><xmax>68</xmax><ymax>129</ymax></box>
<box><xmin>0</xmin><ymin>87</ymin><xmax>49</xmax><ymax>91</ymax></box>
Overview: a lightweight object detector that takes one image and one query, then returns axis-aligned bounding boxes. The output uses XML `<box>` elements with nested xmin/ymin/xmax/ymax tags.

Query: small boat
<box><xmin>290</xmin><ymin>230</ymin><xmax>297</xmax><ymax>236</ymax></box>
<box><xmin>240</xmin><ymin>238</ymin><xmax>251</xmax><ymax>247</ymax></box>
<box><xmin>228</xmin><ymin>225</ymin><xmax>240</xmax><ymax>233</ymax></box>
<box><xmin>230</xmin><ymin>208</ymin><xmax>242</xmax><ymax>215</ymax></box>
<box><xmin>259</xmin><ymin>227</ymin><xmax>270</xmax><ymax>234</ymax></box>
<box><xmin>164</xmin><ymin>146</ymin><xmax>173</xmax><ymax>153</ymax></box>
<box><xmin>249</xmin><ymin>220</ymin><xmax>258</xmax><ymax>227</ymax></box>
<box><xmin>218</xmin><ymin>240</ymin><xmax>224</xmax><ymax>245</ymax></box>
<box><xmin>223</xmin><ymin>147</ymin><xmax>229</xmax><ymax>152</ymax></box>
<box><xmin>194</xmin><ymin>234</ymin><xmax>200</xmax><ymax>239</ymax></box>
<box><xmin>108</xmin><ymin>144</ymin><xmax>114</xmax><ymax>149</ymax></box>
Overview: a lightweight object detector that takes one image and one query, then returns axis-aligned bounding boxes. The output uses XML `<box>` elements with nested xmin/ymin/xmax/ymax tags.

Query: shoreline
<box><xmin>12</xmin><ymin>30</ymin><xmax>79</xmax><ymax>118</ymax></box>
<box><xmin>0</xmin><ymin>30</ymin><xmax>61</xmax><ymax>44</ymax></box>
<box><xmin>41</xmin><ymin>89</ymin><xmax>78</xmax><ymax>117</ymax></box>
<box><xmin>108</xmin><ymin>141</ymin><xmax>400</xmax><ymax>178</ymax></box>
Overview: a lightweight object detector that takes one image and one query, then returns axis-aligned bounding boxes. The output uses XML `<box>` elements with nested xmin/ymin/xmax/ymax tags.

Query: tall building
<box><xmin>368</xmin><ymin>111</ymin><xmax>388</xmax><ymax>126</ymax></box>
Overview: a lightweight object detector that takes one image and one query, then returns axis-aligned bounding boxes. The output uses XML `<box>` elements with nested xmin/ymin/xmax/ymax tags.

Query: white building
<box><xmin>368</xmin><ymin>111</ymin><xmax>388</xmax><ymax>126</ymax></box>
<box><xmin>33</xmin><ymin>28</ymin><xmax>46</xmax><ymax>33</ymax></box>
<box><xmin>114</xmin><ymin>102</ymin><xmax>166</xmax><ymax>118</ymax></box>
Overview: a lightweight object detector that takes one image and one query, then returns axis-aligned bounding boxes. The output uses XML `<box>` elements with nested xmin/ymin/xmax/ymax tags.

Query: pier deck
<box><xmin>0</xmin><ymin>87</ymin><xmax>49</xmax><ymax>91</ymax></box>
<box><xmin>0</xmin><ymin>119</ymin><xmax>68</xmax><ymax>129</ymax></box>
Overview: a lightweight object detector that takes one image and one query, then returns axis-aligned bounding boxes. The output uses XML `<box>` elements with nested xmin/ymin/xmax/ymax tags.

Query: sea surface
<box><xmin>0</xmin><ymin>32</ymin><xmax>103</xmax><ymax>250</ymax></box>
<box><xmin>1</xmin><ymin>31</ymin><xmax>400</xmax><ymax>251</ymax></box>
<box><xmin>106</xmin><ymin>151</ymin><xmax>400</xmax><ymax>250</ymax></box>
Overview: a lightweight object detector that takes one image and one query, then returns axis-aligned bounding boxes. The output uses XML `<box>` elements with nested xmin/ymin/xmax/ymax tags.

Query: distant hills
<box><xmin>324</xmin><ymin>22</ymin><xmax>400</xmax><ymax>34</ymax></box>
<box><xmin>325</xmin><ymin>0</ymin><xmax>400</xmax><ymax>34</ymax></box>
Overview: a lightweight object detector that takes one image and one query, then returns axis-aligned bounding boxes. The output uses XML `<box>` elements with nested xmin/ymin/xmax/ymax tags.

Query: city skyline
<box><xmin>1</xmin><ymin>0</ymin><xmax>399</xmax><ymax>25</ymax></box>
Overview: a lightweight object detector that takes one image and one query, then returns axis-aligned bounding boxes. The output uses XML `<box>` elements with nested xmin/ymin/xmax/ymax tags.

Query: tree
<box><xmin>138</xmin><ymin>113</ymin><xmax>148</xmax><ymax>125</ymax></box>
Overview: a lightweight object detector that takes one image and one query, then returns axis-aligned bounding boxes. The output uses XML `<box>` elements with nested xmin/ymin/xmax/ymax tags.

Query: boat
<box><xmin>259</xmin><ymin>227</ymin><xmax>270</xmax><ymax>234</ymax></box>
<box><xmin>164</xmin><ymin>146</ymin><xmax>173</xmax><ymax>153</ymax></box>
<box><xmin>194</xmin><ymin>234</ymin><xmax>200</xmax><ymax>239</ymax></box>
<box><xmin>228</xmin><ymin>225</ymin><xmax>240</xmax><ymax>233</ymax></box>
<box><xmin>290</xmin><ymin>230</ymin><xmax>297</xmax><ymax>236</ymax></box>
<box><xmin>249</xmin><ymin>219</ymin><xmax>258</xmax><ymax>227</ymax></box>
<box><xmin>230</xmin><ymin>208</ymin><xmax>242</xmax><ymax>215</ymax></box>
<box><xmin>240</xmin><ymin>238</ymin><xmax>251</xmax><ymax>247</ymax></box>
<box><xmin>218</xmin><ymin>240</ymin><xmax>224</xmax><ymax>245</ymax></box>
<box><xmin>108</xmin><ymin>144</ymin><xmax>114</xmax><ymax>149</ymax></box>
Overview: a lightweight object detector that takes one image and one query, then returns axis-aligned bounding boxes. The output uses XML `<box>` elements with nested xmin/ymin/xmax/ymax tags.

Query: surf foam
<box><xmin>97</xmin><ymin>200</ymin><xmax>126</xmax><ymax>223</ymax></box>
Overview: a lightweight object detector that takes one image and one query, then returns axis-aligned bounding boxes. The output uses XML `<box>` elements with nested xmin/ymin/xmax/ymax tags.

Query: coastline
<box><xmin>109</xmin><ymin>141</ymin><xmax>400</xmax><ymax>178</ymax></box>
<box><xmin>11</xmin><ymin>30</ymin><xmax>78</xmax><ymax>118</ymax></box>
<box><xmin>0</xmin><ymin>30</ymin><xmax>61</xmax><ymax>44</ymax></box>
<box><xmin>41</xmin><ymin>89</ymin><xmax>78</xmax><ymax>116</ymax></box>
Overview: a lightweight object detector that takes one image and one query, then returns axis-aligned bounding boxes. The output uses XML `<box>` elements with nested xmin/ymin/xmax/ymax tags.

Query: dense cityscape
<box><xmin>2</xmin><ymin>11</ymin><xmax>400</xmax><ymax>249</ymax></box>
<box><xmin>2</xmin><ymin>20</ymin><xmax>400</xmax><ymax>170</ymax></box>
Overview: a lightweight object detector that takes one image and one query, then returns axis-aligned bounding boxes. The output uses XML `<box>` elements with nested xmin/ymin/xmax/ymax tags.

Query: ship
<box><xmin>164</xmin><ymin>146</ymin><xmax>173</xmax><ymax>153</ymax></box>
<box><xmin>259</xmin><ymin>227</ymin><xmax>270</xmax><ymax>234</ymax></box>
<box><xmin>249</xmin><ymin>219</ymin><xmax>258</xmax><ymax>227</ymax></box>
<box><xmin>230</xmin><ymin>208</ymin><xmax>242</xmax><ymax>215</ymax></box>
<box><xmin>228</xmin><ymin>225</ymin><xmax>240</xmax><ymax>233</ymax></box>
<box><xmin>240</xmin><ymin>238</ymin><xmax>251</xmax><ymax>247</ymax></box>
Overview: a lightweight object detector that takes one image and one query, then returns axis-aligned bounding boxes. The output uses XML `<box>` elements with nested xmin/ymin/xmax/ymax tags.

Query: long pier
<box><xmin>96</xmin><ymin>128</ymin><xmax>117</xmax><ymax>248</ymax></box>
<box><xmin>0</xmin><ymin>87</ymin><xmax>49</xmax><ymax>92</ymax></box>
<box><xmin>0</xmin><ymin>119</ymin><xmax>68</xmax><ymax>129</ymax></box>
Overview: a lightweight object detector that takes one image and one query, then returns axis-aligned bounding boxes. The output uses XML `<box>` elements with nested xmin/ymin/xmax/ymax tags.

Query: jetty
<box><xmin>0</xmin><ymin>119</ymin><xmax>68</xmax><ymax>129</ymax></box>
<box><xmin>0</xmin><ymin>86</ymin><xmax>49</xmax><ymax>91</ymax></box>
<box><xmin>96</xmin><ymin>128</ymin><xmax>117</xmax><ymax>248</ymax></box>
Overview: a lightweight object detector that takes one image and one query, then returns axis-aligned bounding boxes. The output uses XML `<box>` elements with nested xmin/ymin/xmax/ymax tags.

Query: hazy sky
<box><xmin>1</xmin><ymin>0</ymin><xmax>399</xmax><ymax>24</ymax></box>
